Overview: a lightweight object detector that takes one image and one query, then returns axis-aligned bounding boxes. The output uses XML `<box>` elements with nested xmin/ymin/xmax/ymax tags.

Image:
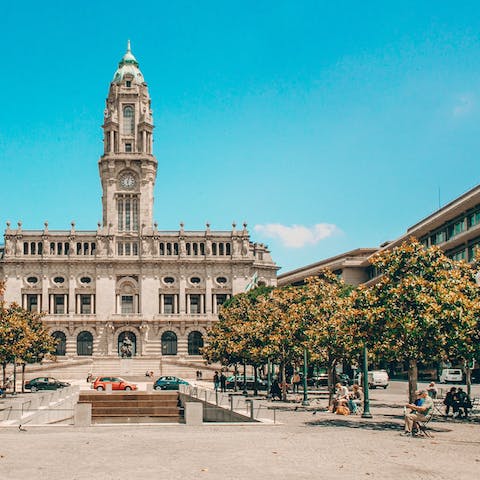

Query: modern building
<box><xmin>279</xmin><ymin>184</ymin><xmax>480</xmax><ymax>287</ymax></box>
<box><xmin>0</xmin><ymin>44</ymin><xmax>278</xmax><ymax>360</ymax></box>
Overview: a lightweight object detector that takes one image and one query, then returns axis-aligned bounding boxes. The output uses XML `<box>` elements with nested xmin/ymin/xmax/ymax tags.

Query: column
<box><xmin>116</xmin><ymin>295</ymin><xmax>121</xmax><ymax>314</ymax></box>
<box><xmin>64</xmin><ymin>294</ymin><xmax>68</xmax><ymax>314</ymax></box>
<box><xmin>91</xmin><ymin>294</ymin><xmax>95</xmax><ymax>314</ymax></box>
<box><xmin>134</xmin><ymin>295</ymin><xmax>139</xmax><ymax>314</ymax></box>
<box><xmin>49</xmin><ymin>295</ymin><xmax>54</xmax><ymax>314</ymax></box>
<box><xmin>186</xmin><ymin>294</ymin><xmax>190</xmax><ymax>315</ymax></box>
<box><xmin>76</xmin><ymin>295</ymin><xmax>81</xmax><ymax>314</ymax></box>
<box><xmin>22</xmin><ymin>294</ymin><xmax>26</xmax><ymax>310</ymax></box>
<box><xmin>37</xmin><ymin>294</ymin><xmax>41</xmax><ymax>313</ymax></box>
<box><xmin>205</xmin><ymin>276</ymin><xmax>213</xmax><ymax>314</ymax></box>
<box><xmin>110</xmin><ymin>131</ymin><xmax>114</xmax><ymax>153</ymax></box>
<box><xmin>200</xmin><ymin>295</ymin><xmax>204</xmax><ymax>315</ymax></box>
<box><xmin>212</xmin><ymin>294</ymin><xmax>217</xmax><ymax>314</ymax></box>
<box><xmin>179</xmin><ymin>276</ymin><xmax>186</xmax><ymax>313</ymax></box>
<box><xmin>160</xmin><ymin>294</ymin><xmax>164</xmax><ymax>314</ymax></box>
<box><xmin>174</xmin><ymin>294</ymin><xmax>178</xmax><ymax>314</ymax></box>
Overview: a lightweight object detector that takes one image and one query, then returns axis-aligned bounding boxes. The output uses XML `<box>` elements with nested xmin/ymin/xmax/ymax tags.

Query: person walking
<box><xmin>270</xmin><ymin>378</ymin><xmax>282</xmax><ymax>401</ymax></box>
<box><xmin>213</xmin><ymin>371</ymin><xmax>220</xmax><ymax>391</ymax></box>
<box><xmin>220</xmin><ymin>372</ymin><xmax>227</xmax><ymax>393</ymax></box>
<box><xmin>291</xmin><ymin>372</ymin><xmax>301</xmax><ymax>393</ymax></box>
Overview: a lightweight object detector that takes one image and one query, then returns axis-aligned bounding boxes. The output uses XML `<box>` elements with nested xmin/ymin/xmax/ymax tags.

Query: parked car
<box><xmin>225</xmin><ymin>375</ymin><xmax>268</xmax><ymax>391</ymax></box>
<box><xmin>357</xmin><ymin>370</ymin><xmax>389</xmax><ymax>389</ymax></box>
<box><xmin>92</xmin><ymin>376</ymin><xmax>137</xmax><ymax>391</ymax></box>
<box><xmin>154</xmin><ymin>376</ymin><xmax>189</xmax><ymax>390</ymax></box>
<box><xmin>471</xmin><ymin>368</ymin><xmax>480</xmax><ymax>384</ymax></box>
<box><xmin>24</xmin><ymin>377</ymin><xmax>70</xmax><ymax>392</ymax></box>
<box><xmin>439</xmin><ymin>368</ymin><xmax>463</xmax><ymax>384</ymax></box>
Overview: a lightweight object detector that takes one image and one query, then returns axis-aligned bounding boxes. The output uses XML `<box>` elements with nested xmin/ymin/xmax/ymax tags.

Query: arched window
<box><xmin>52</xmin><ymin>331</ymin><xmax>66</xmax><ymax>356</ymax></box>
<box><xmin>188</xmin><ymin>331</ymin><xmax>204</xmax><ymax>355</ymax></box>
<box><xmin>123</xmin><ymin>106</ymin><xmax>135</xmax><ymax>135</ymax></box>
<box><xmin>118</xmin><ymin>331</ymin><xmax>136</xmax><ymax>357</ymax></box>
<box><xmin>77</xmin><ymin>331</ymin><xmax>93</xmax><ymax>356</ymax></box>
<box><xmin>161</xmin><ymin>331</ymin><xmax>177</xmax><ymax>355</ymax></box>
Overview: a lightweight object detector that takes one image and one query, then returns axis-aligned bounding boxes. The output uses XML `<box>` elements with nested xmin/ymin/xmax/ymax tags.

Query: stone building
<box><xmin>0</xmin><ymin>43</ymin><xmax>278</xmax><ymax>360</ymax></box>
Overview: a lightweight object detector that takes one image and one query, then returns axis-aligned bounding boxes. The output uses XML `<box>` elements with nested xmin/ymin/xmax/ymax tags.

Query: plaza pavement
<box><xmin>0</xmin><ymin>381</ymin><xmax>479</xmax><ymax>480</ymax></box>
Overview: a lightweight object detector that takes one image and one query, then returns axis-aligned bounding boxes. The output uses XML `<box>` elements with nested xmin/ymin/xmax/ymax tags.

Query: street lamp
<box><xmin>361</xmin><ymin>345</ymin><xmax>372</xmax><ymax>418</ymax></box>
<box><xmin>302</xmin><ymin>347</ymin><xmax>309</xmax><ymax>406</ymax></box>
<box><xmin>242</xmin><ymin>360</ymin><xmax>248</xmax><ymax>396</ymax></box>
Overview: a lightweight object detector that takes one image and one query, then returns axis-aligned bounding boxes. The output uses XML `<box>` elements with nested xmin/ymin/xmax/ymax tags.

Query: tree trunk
<box><xmin>234</xmin><ymin>364</ymin><xmax>238</xmax><ymax>392</ymax></box>
<box><xmin>465</xmin><ymin>365</ymin><xmax>472</xmax><ymax>397</ymax></box>
<box><xmin>281</xmin><ymin>362</ymin><xmax>287</xmax><ymax>401</ymax></box>
<box><xmin>21</xmin><ymin>364</ymin><xmax>26</xmax><ymax>393</ymax></box>
<box><xmin>408</xmin><ymin>359</ymin><xmax>418</xmax><ymax>403</ymax></box>
<box><xmin>2</xmin><ymin>363</ymin><xmax>5</xmax><ymax>387</ymax></box>
<box><xmin>253</xmin><ymin>366</ymin><xmax>258</xmax><ymax>396</ymax></box>
<box><xmin>327</xmin><ymin>362</ymin><xmax>336</xmax><ymax>406</ymax></box>
<box><xmin>13</xmin><ymin>358</ymin><xmax>17</xmax><ymax>394</ymax></box>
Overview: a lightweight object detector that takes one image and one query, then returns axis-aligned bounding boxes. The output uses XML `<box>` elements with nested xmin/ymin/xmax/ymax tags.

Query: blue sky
<box><xmin>2</xmin><ymin>1</ymin><xmax>480</xmax><ymax>272</ymax></box>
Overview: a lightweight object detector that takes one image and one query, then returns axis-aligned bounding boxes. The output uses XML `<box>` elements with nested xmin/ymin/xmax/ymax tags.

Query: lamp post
<box><xmin>302</xmin><ymin>347</ymin><xmax>309</xmax><ymax>406</ymax></box>
<box><xmin>361</xmin><ymin>345</ymin><xmax>372</xmax><ymax>418</ymax></box>
<box><xmin>242</xmin><ymin>360</ymin><xmax>248</xmax><ymax>396</ymax></box>
<box><xmin>267</xmin><ymin>358</ymin><xmax>272</xmax><ymax>399</ymax></box>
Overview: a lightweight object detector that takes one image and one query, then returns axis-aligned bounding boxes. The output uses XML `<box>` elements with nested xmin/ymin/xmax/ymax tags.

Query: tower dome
<box><xmin>112</xmin><ymin>40</ymin><xmax>144</xmax><ymax>84</ymax></box>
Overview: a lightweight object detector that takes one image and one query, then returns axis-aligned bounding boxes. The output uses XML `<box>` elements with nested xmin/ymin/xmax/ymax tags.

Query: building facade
<box><xmin>0</xmin><ymin>44</ymin><xmax>278</xmax><ymax>359</ymax></box>
<box><xmin>278</xmin><ymin>184</ymin><xmax>480</xmax><ymax>288</ymax></box>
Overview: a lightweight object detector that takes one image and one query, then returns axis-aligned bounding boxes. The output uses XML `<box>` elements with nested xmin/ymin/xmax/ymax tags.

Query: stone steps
<box><xmin>78</xmin><ymin>391</ymin><xmax>183</xmax><ymax>423</ymax></box>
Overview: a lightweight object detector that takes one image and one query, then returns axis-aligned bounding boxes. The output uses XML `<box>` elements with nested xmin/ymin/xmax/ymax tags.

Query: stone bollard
<box><xmin>74</xmin><ymin>403</ymin><xmax>92</xmax><ymax>426</ymax></box>
<box><xmin>146</xmin><ymin>383</ymin><xmax>153</xmax><ymax>393</ymax></box>
<box><xmin>185</xmin><ymin>402</ymin><xmax>203</xmax><ymax>425</ymax></box>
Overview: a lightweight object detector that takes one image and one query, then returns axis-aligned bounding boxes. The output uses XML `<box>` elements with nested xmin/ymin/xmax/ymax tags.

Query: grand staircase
<box><xmin>78</xmin><ymin>391</ymin><xmax>183</xmax><ymax>423</ymax></box>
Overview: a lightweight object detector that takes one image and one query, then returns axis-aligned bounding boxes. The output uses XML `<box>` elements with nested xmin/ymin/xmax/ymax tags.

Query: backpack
<box><xmin>336</xmin><ymin>405</ymin><xmax>350</xmax><ymax>416</ymax></box>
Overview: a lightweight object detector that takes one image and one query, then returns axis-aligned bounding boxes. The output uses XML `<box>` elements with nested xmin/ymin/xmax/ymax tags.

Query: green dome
<box><xmin>113</xmin><ymin>41</ymin><xmax>144</xmax><ymax>84</ymax></box>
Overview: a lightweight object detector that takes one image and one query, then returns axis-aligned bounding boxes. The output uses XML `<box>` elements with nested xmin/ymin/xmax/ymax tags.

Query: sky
<box><xmin>2</xmin><ymin>1</ymin><xmax>480</xmax><ymax>272</ymax></box>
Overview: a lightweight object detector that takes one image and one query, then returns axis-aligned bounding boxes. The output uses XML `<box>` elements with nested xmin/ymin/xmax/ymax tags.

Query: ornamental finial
<box><xmin>127</xmin><ymin>39</ymin><xmax>131</xmax><ymax>52</ymax></box>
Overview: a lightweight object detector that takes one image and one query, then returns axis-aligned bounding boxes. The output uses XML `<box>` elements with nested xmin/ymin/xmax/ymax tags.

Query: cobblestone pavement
<box><xmin>0</xmin><ymin>381</ymin><xmax>479</xmax><ymax>480</ymax></box>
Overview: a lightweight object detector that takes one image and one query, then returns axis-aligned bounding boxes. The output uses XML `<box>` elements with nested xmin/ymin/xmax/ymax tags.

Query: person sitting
<box><xmin>427</xmin><ymin>382</ymin><xmax>438</xmax><ymax>399</ymax></box>
<box><xmin>332</xmin><ymin>382</ymin><xmax>350</xmax><ymax>413</ymax></box>
<box><xmin>443</xmin><ymin>387</ymin><xmax>457</xmax><ymax>417</ymax></box>
<box><xmin>454</xmin><ymin>387</ymin><xmax>472</xmax><ymax>418</ymax></box>
<box><xmin>402</xmin><ymin>390</ymin><xmax>433</xmax><ymax>436</ymax></box>
<box><xmin>348</xmin><ymin>384</ymin><xmax>364</xmax><ymax>413</ymax></box>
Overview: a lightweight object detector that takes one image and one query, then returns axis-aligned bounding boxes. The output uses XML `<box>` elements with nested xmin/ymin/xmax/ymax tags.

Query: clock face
<box><xmin>120</xmin><ymin>174</ymin><xmax>136</xmax><ymax>189</ymax></box>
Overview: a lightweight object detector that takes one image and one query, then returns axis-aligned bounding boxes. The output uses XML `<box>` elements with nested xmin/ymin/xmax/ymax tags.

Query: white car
<box><xmin>439</xmin><ymin>368</ymin><xmax>463</xmax><ymax>383</ymax></box>
<box><xmin>356</xmin><ymin>370</ymin><xmax>389</xmax><ymax>389</ymax></box>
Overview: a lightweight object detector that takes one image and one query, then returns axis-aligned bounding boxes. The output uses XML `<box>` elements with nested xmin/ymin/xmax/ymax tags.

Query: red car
<box><xmin>92</xmin><ymin>376</ymin><xmax>137</xmax><ymax>391</ymax></box>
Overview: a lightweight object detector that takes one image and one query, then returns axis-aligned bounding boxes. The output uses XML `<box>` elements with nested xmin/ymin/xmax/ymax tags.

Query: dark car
<box><xmin>225</xmin><ymin>375</ymin><xmax>268</xmax><ymax>391</ymax></box>
<box><xmin>24</xmin><ymin>377</ymin><xmax>70</xmax><ymax>392</ymax></box>
<box><xmin>154</xmin><ymin>376</ymin><xmax>189</xmax><ymax>390</ymax></box>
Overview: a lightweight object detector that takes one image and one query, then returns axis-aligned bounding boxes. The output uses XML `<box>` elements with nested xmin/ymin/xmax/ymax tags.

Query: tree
<box><xmin>368</xmin><ymin>238</ymin><xmax>477</xmax><ymax>402</ymax></box>
<box><xmin>300</xmin><ymin>272</ymin><xmax>357</xmax><ymax>404</ymax></box>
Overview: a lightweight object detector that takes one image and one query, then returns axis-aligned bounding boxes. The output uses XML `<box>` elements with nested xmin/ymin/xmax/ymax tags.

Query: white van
<box><xmin>356</xmin><ymin>370</ymin><xmax>389</xmax><ymax>389</ymax></box>
<box><xmin>439</xmin><ymin>368</ymin><xmax>463</xmax><ymax>383</ymax></box>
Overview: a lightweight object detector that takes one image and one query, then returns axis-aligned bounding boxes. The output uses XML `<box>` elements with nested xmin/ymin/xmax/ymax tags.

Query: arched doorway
<box><xmin>52</xmin><ymin>331</ymin><xmax>66</xmax><ymax>356</ymax></box>
<box><xmin>188</xmin><ymin>331</ymin><xmax>204</xmax><ymax>355</ymax></box>
<box><xmin>77</xmin><ymin>331</ymin><xmax>93</xmax><ymax>356</ymax></box>
<box><xmin>161</xmin><ymin>331</ymin><xmax>177</xmax><ymax>355</ymax></box>
<box><xmin>118</xmin><ymin>331</ymin><xmax>136</xmax><ymax>357</ymax></box>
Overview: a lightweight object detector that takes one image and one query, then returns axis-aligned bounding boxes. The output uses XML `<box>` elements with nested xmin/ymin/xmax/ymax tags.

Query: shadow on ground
<box><xmin>305</xmin><ymin>418</ymin><xmax>453</xmax><ymax>433</ymax></box>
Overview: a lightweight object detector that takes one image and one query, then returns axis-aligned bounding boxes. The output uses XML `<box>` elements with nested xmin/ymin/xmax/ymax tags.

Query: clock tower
<box><xmin>99</xmin><ymin>41</ymin><xmax>157</xmax><ymax>234</ymax></box>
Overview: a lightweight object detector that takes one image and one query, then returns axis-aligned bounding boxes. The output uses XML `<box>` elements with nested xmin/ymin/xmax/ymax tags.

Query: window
<box><xmin>160</xmin><ymin>243</ymin><xmax>165</xmax><ymax>255</ymax></box>
<box><xmin>216</xmin><ymin>294</ymin><xmax>228</xmax><ymax>308</ymax></box>
<box><xmin>53</xmin><ymin>295</ymin><xmax>66</xmax><ymax>314</ymax></box>
<box><xmin>27</xmin><ymin>276</ymin><xmax>38</xmax><ymax>284</ymax></box>
<box><xmin>189</xmin><ymin>294</ymin><xmax>201</xmax><ymax>314</ymax></box>
<box><xmin>26</xmin><ymin>294</ymin><xmax>38</xmax><ymax>312</ymax></box>
<box><xmin>452</xmin><ymin>220</ymin><xmax>465</xmax><ymax>237</ymax></box>
<box><xmin>117</xmin><ymin>195</ymin><xmax>139</xmax><ymax>232</ymax></box>
<box><xmin>470</xmin><ymin>211</ymin><xmax>480</xmax><ymax>228</ymax></box>
<box><xmin>164</xmin><ymin>277</ymin><xmax>175</xmax><ymax>284</ymax></box>
<box><xmin>80</xmin><ymin>276</ymin><xmax>91</xmax><ymax>284</ymax></box>
<box><xmin>125</xmin><ymin>143</ymin><xmax>132</xmax><ymax>152</ymax></box>
<box><xmin>163</xmin><ymin>295</ymin><xmax>174</xmax><ymax>314</ymax></box>
<box><xmin>23</xmin><ymin>242</ymin><xmax>28</xmax><ymax>255</ymax></box>
<box><xmin>54</xmin><ymin>276</ymin><xmax>65</xmax><ymax>284</ymax></box>
<box><xmin>52</xmin><ymin>331</ymin><xmax>66</xmax><ymax>356</ymax></box>
<box><xmin>80</xmin><ymin>295</ymin><xmax>92</xmax><ymax>314</ymax></box>
<box><xmin>118</xmin><ymin>242</ymin><xmax>124</xmax><ymax>255</ymax></box>
<box><xmin>188</xmin><ymin>331</ymin><xmax>204</xmax><ymax>355</ymax></box>
<box><xmin>30</xmin><ymin>242</ymin><xmax>36</xmax><ymax>255</ymax></box>
<box><xmin>219</xmin><ymin>243</ymin><xmax>224</xmax><ymax>255</ymax></box>
<box><xmin>212</xmin><ymin>243</ymin><xmax>217</xmax><ymax>255</ymax></box>
<box><xmin>121</xmin><ymin>295</ymin><xmax>134</xmax><ymax>314</ymax></box>
<box><xmin>161</xmin><ymin>331</ymin><xmax>177</xmax><ymax>355</ymax></box>
<box><xmin>126</xmin><ymin>80</ymin><xmax>131</xmax><ymax>87</ymax></box>
<box><xmin>190</xmin><ymin>277</ymin><xmax>201</xmax><ymax>284</ymax></box>
<box><xmin>123</xmin><ymin>106</ymin><xmax>134</xmax><ymax>135</ymax></box>
<box><xmin>435</xmin><ymin>231</ymin><xmax>446</xmax><ymax>244</ymax></box>
<box><xmin>216</xmin><ymin>277</ymin><xmax>227</xmax><ymax>284</ymax></box>
<box><xmin>451</xmin><ymin>249</ymin><xmax>466</xmax><ymax>261</ymax></box>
